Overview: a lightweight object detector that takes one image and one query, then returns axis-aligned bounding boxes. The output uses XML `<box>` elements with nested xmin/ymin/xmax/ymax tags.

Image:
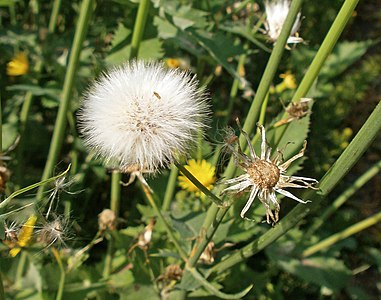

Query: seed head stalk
<box><xmin>104</xmin><ymin>0</ymin><xmax>151</xmax><ymax>278</ymax></box>
<box><xmin>36</xmin><ymin>0</ymin><xmax>94</xmax><ymax>200</ymax></box>
<box><xmin>273</xmin><ymin>0</ymin><xmax>361</xmax><ymax>144</ymax></box>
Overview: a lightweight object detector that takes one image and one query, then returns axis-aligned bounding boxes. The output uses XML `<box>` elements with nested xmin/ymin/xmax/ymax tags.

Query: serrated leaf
<box><xmin>189</xmin><ymin>29</ymin><xmax>247</xmax><ymax>87</ymax></box>
<box><xmin>120</xmin><ymin>284</ymin><xmax>160</xmax><ymax>299</ymax></box>
<box><xmin>106</xmin><ymin>38</ymin><xmax>163</xmax><ymax>65</ymax></box>
<box><xmin>153</xmin><ymin>16</ymin><xmax>178</xmax><ymax>39</ymax></box>
<box><xmin>6</xmin><ymin>84</ymin><xmax>61</xmax><ymax>101</ymax></box>
<box><xmin>108</xmin><ymin>268</ymin><xmax>134</xmax><ymax>289</ymax></box>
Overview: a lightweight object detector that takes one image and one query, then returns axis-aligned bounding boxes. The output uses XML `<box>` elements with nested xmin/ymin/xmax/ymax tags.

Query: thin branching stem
<box><xmin>302</xmin><ymin>211</ymin><xmax>381</xmax><ymax>258</ymax></box>
<box><xmin>306</xmin><ymin>159</ymin><xmax>381</xmax><ymax>236</ymax></box>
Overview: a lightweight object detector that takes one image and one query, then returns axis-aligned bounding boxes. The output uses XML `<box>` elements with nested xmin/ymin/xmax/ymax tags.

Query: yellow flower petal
<box><xmin>7</xmin><ymin>52</ymin><xmax>29</xmax><ymax>76</ymax></box>
<box><xmin>17</xmin><ymin>215</ymin><xmax>37</xmax><ymax>247</ymax></box>
<box><xmin>178</xmin><ymin>159</ymin><xmax>216</xmax><ymax>195</ymax></box>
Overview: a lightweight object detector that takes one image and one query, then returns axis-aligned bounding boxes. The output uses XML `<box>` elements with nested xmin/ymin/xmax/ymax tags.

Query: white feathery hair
<box><xmin>78</xmin><ymin>60</ymin><xmax>209</xmax><ymax>173</ymax></box>
<box><xmin>264</xmin><ymin>0</ymin><xmax>303</xmax><ymax>44</ymax></box>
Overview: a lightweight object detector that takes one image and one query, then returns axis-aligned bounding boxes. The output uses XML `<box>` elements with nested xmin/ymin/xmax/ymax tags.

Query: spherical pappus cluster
<box><xmin>78</xmin><ymin>61</ymin><xmax>210</xmax><ymax>173</ymax></box>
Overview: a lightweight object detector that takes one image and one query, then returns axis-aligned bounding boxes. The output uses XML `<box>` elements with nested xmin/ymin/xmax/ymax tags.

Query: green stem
<box><xmin>104</xmin><ymin>0</ymin><xmax>151</xmax><ymax>278</ymax></box>
<box><xmin>129</xmin><ymin>0</ymin><xmax>150</xmax><ymax>59</ymax></box>
<box><xmin>225</xmin><ymin>53</ymin><xmax>246</xmax><ymax>123</ymax></box>
<box><xmin>175</xmin><ymin>163</ymin><xmax>224</xmax><ymax>207</ymax></box>
<box><xmin>0</xmin><ymin>271</ymin><xmax>5</xmax><ymax>300</ymax></box>
<box><xmin>14</xmin><ymin>252</ymin><xmax>27</xmax><ymax>289</ymax></box>
<box><xmin>224</xmin><ymin>0</ymin><xmax>304</xmax><ymax>180</ymax></box>
<box><xmin>302</xmin><ymin>211</ymin><xmax>381</xmax><ymax>258</ymax></box>
<box><xmin>0</xmin><ymin>95</ymin><xmax>2</xmax><ymax>152</ymax></box>
<box><xmin>181</xmin><ymin>2</ymin><xmax>304</xmax><ymax>292</ymax></box>
<box><xmin>274</xmin><ymin>0</ymin><xmax>360</xmax><ymax>143</ymax></box>
<box><xmin>211</xmin><ymin>53</ymin><xmax>247</xmax><ymax>166</ymax></box>
<box><xmin>207</xmin><ymin>101</ymin><xmax>381</xmax><ymax>277</ymax></box>
<box><xmin>53</xmin><ymin>248</ymin><xmax>65</xmax><ymax>300</ymax></box>
<box><xmin>162</xmin><ymin>165</ymin><xmax>178</xmax><ymax>211</ymax></box>
<box><xmin>36</xmin><ymin>0</ymin><xmax>94</xmax><ymax>200</ymax></box>
<box><xmin>188</xmin><ymin>207</ymin><xmax>228</xmax><ymax>267</ymax></box>
<box><xmin>141</xmin><ymin>184</ymin><xmax>188</xmax><ymax>262</ymax></box>
<box><xmin>16</xmin><ymin>0</ymin><xmax>61</xmax><ymax>186</ymax></box>
<box><xmin>48</xmin><ymin>0</ymin><xmax>62</xmax><ymax>33</ymax></box>
<box><xmin>306</xmin><ymin>159</ymin><xmax>381</xmax><ymax>236</ymax></box>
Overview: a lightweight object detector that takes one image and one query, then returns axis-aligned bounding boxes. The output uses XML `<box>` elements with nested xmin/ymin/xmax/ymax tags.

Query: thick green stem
<box><xmin>162</xmin><ymin>165</ymin><xmax>178</xmax><ymax>211</ymax></box>
<box><xmin>306</xmin><ymin>159</ymin><xmax>381</xmax><ymax>236</ymax></box>
<box><xmin>179</xmin><ymin>2</ymin><xmax>305</xmax><ymax>293</ymax></box>
<box><xmin>274</xmin><ymin>0</ymin><xmax>360</xmax><ymax>143</ymax></box>
<box><xmin>129</xmin><ymin>0</ymin><xmax>150</xmax><ymax>59</ymax></box>
<box><xmin>36</xmin><ymin>0</ymin><xmax>94</xmax><ymax>200</ymax></box>
<box><xmin>223</xmin><ymin>0</ymin><xmax>304</xmax><ymax>180</ymax></box>
<box><xmin>105</xmin><ymin>0</ymin><xmax>151</xmax><ymax>278</ymax></box>
<box><xmin>302</xmin><ymin>211</ymin><xmax>381</xmax><ymax>258</ymax></box>
<box><xmin>208</xmin><ymin>101</ymin><xmax>381</xmax><ymax>277</ymax></box>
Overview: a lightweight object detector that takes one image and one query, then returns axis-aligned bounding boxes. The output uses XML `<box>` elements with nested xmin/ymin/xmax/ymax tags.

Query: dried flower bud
<box><xmin>98</xmin><ymin>209</ymin><xmax>117</xmax><ymax>231</ymax></box>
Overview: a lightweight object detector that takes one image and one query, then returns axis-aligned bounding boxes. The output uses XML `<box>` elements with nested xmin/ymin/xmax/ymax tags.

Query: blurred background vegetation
<box><xmin>0</xmin><ymin>0</ymin><xmax>380</xmax><ymax>299</ymax></box>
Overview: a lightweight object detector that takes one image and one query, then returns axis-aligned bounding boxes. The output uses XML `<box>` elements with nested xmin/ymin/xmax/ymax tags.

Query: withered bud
<box><xmin>98</xmin><ymin>209</ymin><xmax>117</xmax><ymax>231</ymax></box>
<box><xmin>158</xmin><ymin>264</ymin><xmax>183</xmax><ymax>282</ymax></box>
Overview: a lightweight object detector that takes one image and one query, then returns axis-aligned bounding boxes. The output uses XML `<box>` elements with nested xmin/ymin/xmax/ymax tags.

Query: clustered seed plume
<box><xmin>78</xmin><ymin>60</ymin><xmax>209</xmax><ymax>173</ymax></box>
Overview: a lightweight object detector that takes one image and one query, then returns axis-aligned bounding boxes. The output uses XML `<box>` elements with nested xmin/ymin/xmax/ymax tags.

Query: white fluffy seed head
<box><xmin>264</xmin><ymin>0</ymin><xmax>302</xmax><ymax>44</ymax></box>
<box><xmin>78</xmin><ymin>60</ymin><xmax>209</xmax><ymax>173</ymax></box>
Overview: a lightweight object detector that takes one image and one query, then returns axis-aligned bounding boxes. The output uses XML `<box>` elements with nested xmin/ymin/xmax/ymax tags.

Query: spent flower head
<box><xmin>78</xmin><ymin>60</ymin><xmax>209</xmax><ymax>174</ymax></box>
<box><xmin>264</xmin><ymin>0</ymin><xmax>303</xmax><ymax>44</ymax></box>
<box><xmin>222</xmin><ymin>120</ymin><xmax>317</xmax><ymax>224</ymax></box>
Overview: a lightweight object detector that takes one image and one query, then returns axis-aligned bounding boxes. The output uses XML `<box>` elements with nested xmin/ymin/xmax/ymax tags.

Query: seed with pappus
<box><xmin>78</xmin><ymin>61</ymin><xmax>209</xmax><ymax>173</ymax></box>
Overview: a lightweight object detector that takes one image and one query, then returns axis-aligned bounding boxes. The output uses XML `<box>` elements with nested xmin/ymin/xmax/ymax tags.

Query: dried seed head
<box><xmin>247</xmin><ymin>160</ymin><xmax>280</xmax><ymax>189</ymax></box>
<box><xmin>158</xmin><ymin>264</ymin><xmax>183</xmax><ymax>282</ymax></box>
<box><xmin>39</xmin><ymin>217</ymin><xmax>70</xmax><ymax>247</ymax></box>
<box><xmin>98</xmin><ymin>209</ymin><xmax>117</xmax><ymax>231</ymax></box>
<box><xmin>199</xmin><ymin>241</ymin><xmax>216</xmax><ymax>265</ymax></box>
<box><xmin>286</xmin><ymin>98</ymin><xmax>310</xmax><ymax>119</ymax></box>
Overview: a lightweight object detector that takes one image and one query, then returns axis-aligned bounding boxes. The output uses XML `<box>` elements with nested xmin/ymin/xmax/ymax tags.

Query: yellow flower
<box><xmin>165</xmin><ymin>58</ymin><xmax>182</xmax><ymax>69</ymax></box>
<box><xmin>7</xmin><ymin>52</ymin><xmax>29</xmax><ymax>76</ymax></box>
<box><xmin>178</xmin><ymin>159</ymin><xmax>216</xmax><ymax>195</ymax></box>
<box><xmin>279</xmin><ymin>71</ymin><xmax>297</xmax><ymax>89</ymax></box>
<box><xmin>9</xmin><ymin>215</ymin><xmax>37</xmax><ymax>257</ymax></box>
